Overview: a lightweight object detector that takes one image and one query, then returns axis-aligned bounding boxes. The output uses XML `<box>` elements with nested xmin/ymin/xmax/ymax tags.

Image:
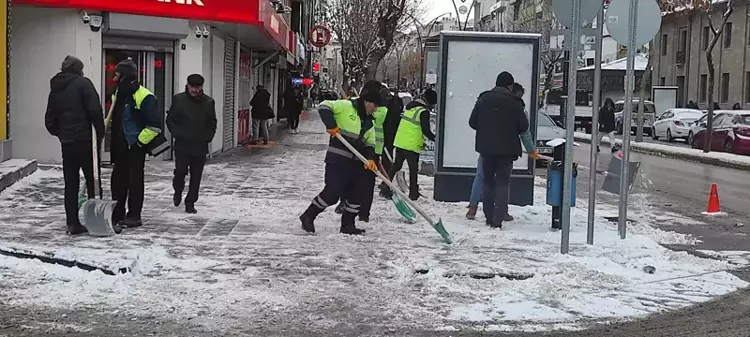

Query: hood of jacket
<box><xmin>479</xmin><ymin>86</ymin><xmax>523</xmax><ymax>104</ymax></box>
<box><xmin>50</xmin><ymin>72</ymin><xmax>80</xmax><ymax>92</ymax></box>
<box><xmin>405</xmin><ymin>98</ymin><xmax>428</xmax><ymax>110</ymax></box>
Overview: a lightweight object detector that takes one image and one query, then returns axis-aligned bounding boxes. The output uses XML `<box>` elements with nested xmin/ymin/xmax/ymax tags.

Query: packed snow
<box><xmin>0</xmin><ymin>119</ymin><xmax>747</xmax><ymax>334</ymax></box>
<box><xmin>575</xmin><ymin>132</ymin><xmax>750</xmax><ymax>169</ymax></box>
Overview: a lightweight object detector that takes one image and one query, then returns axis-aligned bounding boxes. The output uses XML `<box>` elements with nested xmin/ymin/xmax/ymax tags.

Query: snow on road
<box><xmin>0</xmin><ymin>120</ymin><xmax>747</xmax><ymax>333</ymax></box>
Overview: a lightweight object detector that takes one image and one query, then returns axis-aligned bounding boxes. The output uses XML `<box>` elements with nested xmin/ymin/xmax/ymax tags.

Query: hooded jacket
<box><xmin>167</xmin><ymin>90</ymin><xmax>217</xmax><ymax>156</ymax></box>
<box><xmin>44</xmin><ymin>58</ymin><xmax>104</xmax><ymax>144</ymax></box>
<box><xmin>599</xmin><ymin>98</ymin><xmax>616</xmax><ymax>132</ymax></box>
<box><xmin>469</xmin><ymin>86</ymin><xmax>528</xmax><ymax>157</ymax></box>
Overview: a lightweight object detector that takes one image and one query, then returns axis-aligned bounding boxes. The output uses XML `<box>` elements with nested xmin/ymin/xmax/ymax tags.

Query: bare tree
<box><xmin>702</xmin><ymin>0</ymin><xmax>735</xmax><ymax>152</ymax></box>
<box><xmin>325</xmin><ymin>0</ymin><xmax>422</xmax><ymax>92</ymax></box>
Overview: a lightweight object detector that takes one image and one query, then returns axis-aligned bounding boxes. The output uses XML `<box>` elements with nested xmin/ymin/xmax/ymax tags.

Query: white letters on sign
<box><xmin>157</xmin><ymin>0</ymin><xmax>205</xmax><ymax>6</ymax></box>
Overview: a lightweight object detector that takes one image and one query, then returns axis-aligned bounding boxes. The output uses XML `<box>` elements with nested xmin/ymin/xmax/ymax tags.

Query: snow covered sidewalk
<box><xmin>0</xmin><ymin>118</ymin><xmax>747</xmax><ymax>334</ymax></box>
<box><xmin>575</xmin><ymin>132</ymin><xmax>750</xmax><ymax>170</ymax></box>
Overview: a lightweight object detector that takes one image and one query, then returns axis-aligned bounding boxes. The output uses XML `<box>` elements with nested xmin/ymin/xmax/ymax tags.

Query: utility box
<box><xmin>432</xmin><ymin>31</ymin><xmax>542</xmax><ymax>205</ymax></box>
<box><xmin>546</xmin><ymin>162</ymin><xmax>577</xmax><ymax>207</ymax></box>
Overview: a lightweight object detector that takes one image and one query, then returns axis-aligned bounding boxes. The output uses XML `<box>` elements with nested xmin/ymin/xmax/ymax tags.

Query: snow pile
<box><xmin>575</xmin><ymin>132</ymin><xmax>750</xmax><ymax>169</ymax></box>
<box><xmin>0</xmin><ymin>119</ymin><xmax>746</xmax><ymax>333</ymax></box>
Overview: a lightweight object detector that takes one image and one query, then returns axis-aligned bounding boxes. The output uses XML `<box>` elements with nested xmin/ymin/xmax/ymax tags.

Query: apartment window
<box><xmin>724</xmin><ymin>23</ymin><xmax>733</xmax><ymax>48</ymax></box>
<box><xmin>586</xmin><ymin>58</ymin><xmax>594</xmax><ymax>66</ymax></box>
<box><xmin>660</xmin><ymin>77</ymin><xmax>666</xmax><ymax>85</ymax></box>
<box><xmin>745</xmin><ymin>72</ymin><xmax>750</xmax><ymax>102</ymax></box>
<box><xmin>721</xmin><ymin>73</ymin><xmax>730</xmax><ymax>103</ymax></box>
<box><xmin>661</xmin><ymin>34</ymin><xmax>668</xmax><ymax>55</ymax></box>
<box><xmin>679</xmin><ymin>28</ymin><xmax>688</xmax><ymax>52</ymax></box>
<box><xmin>702</xmin><ymin>26</ymin><xmax>710</xmax><ymax>50</ymax></box>
<box><xmin>700</xmin><ymin>74</ymin><xmax>708</xmax><ymax>102</ymax></box>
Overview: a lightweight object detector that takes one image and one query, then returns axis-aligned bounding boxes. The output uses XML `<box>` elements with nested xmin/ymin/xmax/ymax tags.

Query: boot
<box><xmin>185</xmin><ymin>204</ymin><xmax>197</xmax><ymax>214</ymax></box>
<box><xmin>409</xmin><ymin>189</ymin><xmax>420</xmax><ymax>201</ymax></box>
<box><xmin>379</xmin><ymin>184</ymin><xmax>393</xmax><ymax>200</ymax></box>
<box><xmin>341</xmin><ymin>212</ymin><xmax>366</xmax><ymax>235</ymax></box>
<box><xmin>359</xmin><ymin>213</ymin><xmax>370</xmax><ymax>222</ymax></box>
<box><xmin>504</xmin><ymin>213</ymin><xmax>514</xmax><ymax>222</ymax></box>
<box><xmin>67</xmin><ymin>223</ymin><xmax>89</xmax><ymax>236</ymax></box>
<box><xmin>119</xmin><ymin>218</ymin><xmax>143</xmax><ymax>228</ymax></box>
<box><xmin>173</xmin><ymin>189</ymin><xmax>182</xmax><ymax>207</ymax></box>
<box><xmin>300</xmin><ymin>204</ymin><xmax>322</xmax><ymax>233</ymax></box>
<box><xmin>466</xmin><ymin>206</ymin><xmax>478</xmax><ymax>220</ymax></box>
<box><xmin>597</xmin><ymin>146</ymin><xmax>601</xmax><ymax>152</ymax></box>
<box><xmin>334</xmin><ymin>202</ymin><xmax>345</xmax><ymax>214</ymax></box>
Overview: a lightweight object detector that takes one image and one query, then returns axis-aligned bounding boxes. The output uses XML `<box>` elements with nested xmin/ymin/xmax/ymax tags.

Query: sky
<box><xmin>423</xmin><ymin>0</ymin><xmax>474</xmax><ymax>23</ymax></box>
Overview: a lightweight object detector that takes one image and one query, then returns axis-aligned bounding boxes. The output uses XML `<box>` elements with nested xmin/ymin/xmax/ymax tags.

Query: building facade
<box><xmin>3</xmin><ymin>0</ymin><xmax>314</xmax><ymax>164</ymax></box>
<box><xmin>654</xmin><ymin>0</ymin><xmax>750</xmax><ymax>109</ymax></box>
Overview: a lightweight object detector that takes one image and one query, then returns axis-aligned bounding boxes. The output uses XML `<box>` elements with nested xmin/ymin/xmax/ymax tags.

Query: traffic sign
<box><xmin>551</xmin><ymin>0</ymin><xmax>603</xmax><ymax>28</ymax></box>
<box><xmin>606</xmin><ymin>0</ymin><xmax>662</xmax><ymax>46</ymax></box>
<box><xmin>309</xmin><ymin>25</ymin><xmax>332</xmax><ymax>48</ymax></box>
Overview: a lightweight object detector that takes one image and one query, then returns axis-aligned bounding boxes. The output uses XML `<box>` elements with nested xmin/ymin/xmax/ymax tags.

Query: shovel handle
<box><xmin>334</xmin><ymin>134</ymin><xmax>436</xmax><ymax>224</ymax></box>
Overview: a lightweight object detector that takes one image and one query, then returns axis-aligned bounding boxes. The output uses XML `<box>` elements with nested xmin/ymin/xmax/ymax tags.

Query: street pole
<box><xmin>587</xmin><ymin>6</ymin><xmax>604</xmax><ymax>245</ymax></box>
<box><xmin>619</xmin><ymin>0</ymin><xmax>639</xmax><ymax>240</ymax></box>
<box><xmin>561</xmin><ymin>0</ymin><xmax>581</xmax><ymax>255</ymax></box>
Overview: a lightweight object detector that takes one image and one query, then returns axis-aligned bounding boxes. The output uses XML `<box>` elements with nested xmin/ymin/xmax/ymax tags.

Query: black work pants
<box><xmin>173</xmin><ymin>151</ymin><xmax>206</xmax><ymax>206</ymax></box>
<box><xmin>386</xmin><ymin>147</ymin><xmax>420</xmax><ymax>198</ymax></box>
<box><xmin>482</xmin><ymin>155</ymin><xmax>515</xmax><ymax>225</ymax></box>
<box><xmin>111</xmin><ymin>145</ymin><xmax>147</xmax><ymax>224</ymax></box>
<box><xmin>289</xmin><ymin>112</ymin><xmax>301</xmax><ymax>130</ymax></box>
<box><xmin>310</xmin><ymin>160</ymin><xmax>370</xmax><ymax>226</ymax></box>
<box><xmin>61</xmin><ymin>141</ymin><xmax>95</xmax><ymax>227</ymax></box>
<box><xmin>381</xmin><ymin>144</ymin><xmax>394</xmax><ymax>174</ymax></box>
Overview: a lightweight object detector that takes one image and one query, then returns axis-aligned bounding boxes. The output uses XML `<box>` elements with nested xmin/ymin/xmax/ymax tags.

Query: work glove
<box><xmin>364</xmin><ymin>159</ymin><xmax>378</xmax><ymax>172</ymax></box>
<box><xmin>529</xmin><ymin>151</ymin><xmax>540</xmax><ymax>160</ymax></box>
<box><xmin>326</xmin><ymin>127</ymin><xmax>341</xmax><ymax>137</ymax></box>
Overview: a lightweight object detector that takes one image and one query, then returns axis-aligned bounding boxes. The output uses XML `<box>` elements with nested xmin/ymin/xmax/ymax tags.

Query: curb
<box><xmin>574</xmin><ymin>135</ymin><xmax>750</xmax><ymax>171</ymax></box>
<box><xmin>0</xmin><ymin>159</ymin><xmax>38</xmax><ymax>193</ymax></box>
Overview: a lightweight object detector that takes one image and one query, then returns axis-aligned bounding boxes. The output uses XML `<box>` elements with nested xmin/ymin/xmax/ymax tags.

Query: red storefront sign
<box><xmin>14</xmin><ymin>0</ymin><xmax>261</xmax><ymax>26</ymax></box>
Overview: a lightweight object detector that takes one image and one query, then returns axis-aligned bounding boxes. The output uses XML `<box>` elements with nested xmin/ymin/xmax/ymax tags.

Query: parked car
<box><xmin>542</xmin><ymin>105</ymin><xmax>595</xmax><ymax>134</ymax></box>
<box><xmin>691</xmin><ymin>110</ymin><xmax>750</xmax><ymax>154</ymax></box>
<box><xmin>687</xmin><ymin>113</ymin><xmax>709</xmax><ymax>146</ymax></box>
<box><xmin>651</xmin><ymin>108</ymin><xmax>704</xmax><ymax>142</ymax></box>
<box><xmin>536</xmin><ymin>111</ymin><xmax>566</xmax><ymax>157</ymax></box>
<box><xmin>615</xmin><ymin>99</ymin><xmax>656</xmax><ymax>136</ymax></box>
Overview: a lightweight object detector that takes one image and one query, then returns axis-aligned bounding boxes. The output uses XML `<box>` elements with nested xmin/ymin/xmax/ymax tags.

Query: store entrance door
<box><xmin>103</xmin><ymin>49</ymin><xmax>174</xmax><ymax>163</ymax></box>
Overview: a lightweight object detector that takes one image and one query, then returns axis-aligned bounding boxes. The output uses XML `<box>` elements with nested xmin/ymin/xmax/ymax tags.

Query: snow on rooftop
<box><xmin>579</xmin><ymin>54</ymin><xmax>650</xmax><ymax>71</ymax></box>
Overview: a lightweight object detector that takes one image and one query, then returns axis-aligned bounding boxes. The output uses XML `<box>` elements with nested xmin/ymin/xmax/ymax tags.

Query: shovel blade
<box><xmin>392</xmin><ymin>195</ymin><xmax>417</xmax><ymax>222</ymax></box>
<box><xmin>79</xmin><ymin>199</ymin><xmax>119</xmax><ymax>237</ymax></box>
<box><xmin>432</xmin><ymin>218</ymin><xmax>452</xmax><ymax>244</ymax></box>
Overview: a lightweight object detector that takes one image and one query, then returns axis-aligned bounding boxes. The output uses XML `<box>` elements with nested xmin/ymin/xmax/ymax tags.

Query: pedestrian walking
<box><xmin>109</xmin><ymin>58</ymin><xmax>162</xmax><ymax>229</ymax></box>
<box><xmin>382</xmin><ymin>89</ymin><xmax>437</xmax><ymax>201</ymax></box>
<box><xmin>469</xmin><ymin>72</ymin><xmax>539</xmax><ymax>228</ymax></box>
<box><xmin>686</xmin><ymin>100</ymin><xmax>699</xmax><ymax>109</ymax></box>
<box><xmin>598</xmin><ymin>98</ymin><xmax>617</xmax><ymax>152</ymax></box>
<box><xmin>44</xmin><ymin>55</ymin><xmax>105</xmax><ymax>235</ymax></box>
<box><xmin>466</xmin><ymin>82</ymin><xmax>533</xmax><ymax>221</ymax></box>
<box><xmin>166</xmin><ymin>74</ymin><xmax>217</xmax><ymax>214</ymax></box>
<box><xmin>732</xmin><ymin>102</ymin><xmax>741</xmax><ymax>110</ymax></box>
<box><xmin>299</xmin><ymin>88</ymin><xmax>385</xmax><ymax>235</ymax></box>
<box><xmin>284</xmin><ymin>85</ymin><xmax>303</xmax><ymax>133</ymax></box>
<box><xmin>250</xmin><ymin>85</ymin><xmax>272</xmax><ymax>144</ymax></box>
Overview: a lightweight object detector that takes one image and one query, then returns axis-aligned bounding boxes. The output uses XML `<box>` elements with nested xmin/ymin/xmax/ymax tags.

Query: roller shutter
<box><xmin>222</xmin><ymin>36</ymin><xmax>236</xmax><ymax>151</ymax></box>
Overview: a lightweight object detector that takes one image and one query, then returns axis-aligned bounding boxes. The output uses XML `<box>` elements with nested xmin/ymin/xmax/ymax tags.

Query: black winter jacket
<box><xmin>251</xmin><ymin>89</ymin><xmax>273</xmax><ymax>120</ymax></box>
<box><xmin>598</xmin><ymin>106</ymin><xmax>616</xmax><ymax>132</ymax></box>
<box><xmin>44</xmin><ymin>72</ymin><xmax>104</xmax><ymax>144</ymax></box>
<box><xmin>469</xmin><ymin>86</ymin><xmax>528</xmax><ymax>158</ymax></box>
<box><xmin>383</xmin><ymin>95</ymin><xmax>404</xmax><ymax>146</ymax></box>
<box><xmin>166</xmin><ymin>92</ymin><xmax>217</xmax><ymax>156</ymax></box>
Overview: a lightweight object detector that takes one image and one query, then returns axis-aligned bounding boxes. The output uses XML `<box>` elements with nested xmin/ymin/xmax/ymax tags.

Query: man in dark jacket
<box><xmin>251</xmin><ymin>85</ymin><xmax>272</xmax><ymax>144</ymax></box>
<box><xmin>44</xmin><ymin>55</ymin><xmax>104</xmax><ymax>235</ymax></box>
<box><xmin>469</xmin><ymin>71</ymin><xmax>538</xmax><ymax>228</ymax></box>
<box><xmin>167</xmin><ymin>74</ymin><xmax>217</xmax><ymax>214</ymax></box>
<box><xmin>381</xmin><ymin>88</ymin><xmax>404</xmax><ymax>171</ymax></box>
<box><xmin>597</xmin><ymin>97</ymin><xmax>616</xmax><ymax>152</ymax></box>
<box><xmin>109</xmin><ymin>58</ymin><xmax>161</xmax><ymax>229</ymax></box>
<box><xmin>284</xmin><ymin>86</ymin><xmax>303</xmax><ymax>134</ymax></box>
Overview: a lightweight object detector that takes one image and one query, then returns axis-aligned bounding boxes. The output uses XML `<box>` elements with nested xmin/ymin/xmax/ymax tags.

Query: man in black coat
<box><xmin>45</xmin><ymin>55</ymin><xmax>105</xmax><ymax>235</ymax></box>
<box><xmin>250</xmin><ymin>85</ymin><xmax>272</xmax><ymax>144</ymax></box>
<box><xmin>469</xmin><ymin>71</ymin><xmax>535</xmax><ymax>228</ymax></box>
<box><xmin>381</xmin><ymin>88</ymin><xmax>404</xmax><ymax>171</ymax></box>
<box><xmin>597</xmin><ymin>97</ymin><xmax>617</xmax><ymax>152</ymax></box>
<box><xmin>167</xmin><ymin>74</ymin><xmax>217</xmax><ymax>214</ymax></box>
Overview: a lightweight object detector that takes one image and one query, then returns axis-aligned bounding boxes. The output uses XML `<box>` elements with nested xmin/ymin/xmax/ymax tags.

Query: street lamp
<box><xmin>450</xmin><ymin>0</ymin><xmax>476</xmax><ymax>31</ymax></box>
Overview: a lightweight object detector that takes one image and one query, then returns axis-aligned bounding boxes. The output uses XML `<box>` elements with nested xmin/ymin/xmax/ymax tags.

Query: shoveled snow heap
<box><xmin>0</xmin><ymin>120</ymin><xmax>746</xmax><ymax>333</ymax></box>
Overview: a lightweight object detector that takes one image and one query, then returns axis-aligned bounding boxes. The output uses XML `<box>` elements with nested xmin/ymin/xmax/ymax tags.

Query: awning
<box><xmin>15</xmin><ymin>0</ymin><xmax>290</xmax><ymax>52</ymax></box>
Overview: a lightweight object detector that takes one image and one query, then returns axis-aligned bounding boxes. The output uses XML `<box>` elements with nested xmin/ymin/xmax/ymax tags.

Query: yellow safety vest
<box><xmin>394</xmin><ymin>106</ymin><xmax>426</xmax><ymax>153</ymax></box>
<box><xmin>373</xmin><ymin>107</ymin><xmax>387</xmax><ymax>155</ymax></box>
<box><xmin>111</xmin><ymin>86</ymin><xmax>160</xmax><ymax>145</ymax></box>
<box><xmin>319</xmin><ymin>99</ymin><xmax>375</xmax><ymax>158</ymax></box>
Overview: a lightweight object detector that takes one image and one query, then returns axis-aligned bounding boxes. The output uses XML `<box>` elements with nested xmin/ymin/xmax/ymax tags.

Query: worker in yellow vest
<box><xmin>107</xmin><ymin>58</ymin><xmax>163</xmax><ymax>229</ymax></box>
<box><xmin>382</xmin><ymin>90</ymin><xmax>437</xmax><ymax>201</ymax></box>
<box><xmin>299</xmin><ymin>87</ymin><xmax>385</xmax><ymax>235</ymax></box>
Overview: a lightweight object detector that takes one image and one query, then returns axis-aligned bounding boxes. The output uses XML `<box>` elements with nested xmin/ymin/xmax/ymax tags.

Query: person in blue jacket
<box><xmin>108</xmin><ymin>58</ymin><xmax>162</xmax><ymax>229</ymax></box>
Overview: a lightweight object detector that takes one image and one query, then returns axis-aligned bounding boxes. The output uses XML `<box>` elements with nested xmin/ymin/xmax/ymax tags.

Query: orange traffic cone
<box><xmin>705</xmin><ymin>184</ymin><xmax>721</xmax><ymax>214</ymax></box>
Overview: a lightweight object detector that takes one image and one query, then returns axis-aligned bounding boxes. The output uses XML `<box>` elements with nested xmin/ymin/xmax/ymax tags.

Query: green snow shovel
<box><xmin>381</xmin><ymin>149</ymin><xmax>417</xmax><ymax>220</ymax></box>
<box><xmin>336</xmin><ymin>134</ymin><xmax>451</xmax><ymax>244</ymax></box>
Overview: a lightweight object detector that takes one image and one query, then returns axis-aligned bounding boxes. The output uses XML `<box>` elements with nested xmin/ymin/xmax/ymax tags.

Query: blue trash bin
<box><xmin>546</xmin><ymin>161</ymin><xmax>577</xmax><ymax>207</ymax></box>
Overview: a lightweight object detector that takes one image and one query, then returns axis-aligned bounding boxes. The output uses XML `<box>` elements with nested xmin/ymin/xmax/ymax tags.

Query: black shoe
<box><xmin>173</xmin><ymin>190</ymin><xmax>182</xmax><ymax>207</ymax></box>
<box><xmin>119</xmin><ymin>218</ymin><xmax>143</xmax><ymax>228</ymax></box>
<box><xmin>489</xmin><ymin>223</ymin><xmax>503</xmax><ymax>229</ymax></box>
<box><xmin>340</xmin><ymin>225</ymin><xmax>366</xmax><ymax>235</ymax></box>
<box><xmin>263</xmin><ymin>139</ymin><xmax>269</xmax><ymax>145</ymax></box>
<box><xmin>597</xmin><ymin>146</ymin><xmax>601</xmax><ymax>152</ymax></box>
<box><xmin>66</xmin><ymin>224</ymin><xmax>89</xmax><ymax>236</ymax></box>
<box><xmin>359</xmin><ymin>214</ymin><xmax>370</xmax><ymax>222</ymax></box>
<box><xmin>379</xmin><ymin>189</ymin><xmax>392</xmax><ymax>200</ymax></box>
<box><xmin>334</xmin><ymin>203</ymin><xmax>345</xmax><ymax>214</ymax></box>
<box><xmin>409</xmin><ymin>192</ymin><xmax>419</xmax><ymax>201</ymax></box>
<box><xmin>300</xmin><ymin>214</ymin><xmax>316</xmax><ymax>233</ymax></box>
<box><xmin>504</xmin><ymin>213</ymin><xmax>514</xmax><ymax>222</ymax></box>
<box><xmin>185</xmin><ymin>204</ymin><xmax>197</xmax><ymax>214</ymax></box>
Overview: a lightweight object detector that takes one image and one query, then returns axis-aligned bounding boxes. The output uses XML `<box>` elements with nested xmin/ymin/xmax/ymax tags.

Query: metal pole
<box><xmin>618</xmin><ymin>0</ymin><xmax>639</xmax><ymax>240</ymax></box>
<box><xmin>561</xmin><ymin>0</ymin><xmax>581</xmax><ymax>255</ymax></box>
<box><xmin>587</xmin><ymin>6</ymin><xmax>604</xmax><ymax>245</ymax></box>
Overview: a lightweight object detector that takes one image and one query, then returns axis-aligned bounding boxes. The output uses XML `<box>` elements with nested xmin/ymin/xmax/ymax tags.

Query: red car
<box><xmin>691</xmin><ymin>111</ymin><xmax>750</xmax><ymax>154</ymax></box>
